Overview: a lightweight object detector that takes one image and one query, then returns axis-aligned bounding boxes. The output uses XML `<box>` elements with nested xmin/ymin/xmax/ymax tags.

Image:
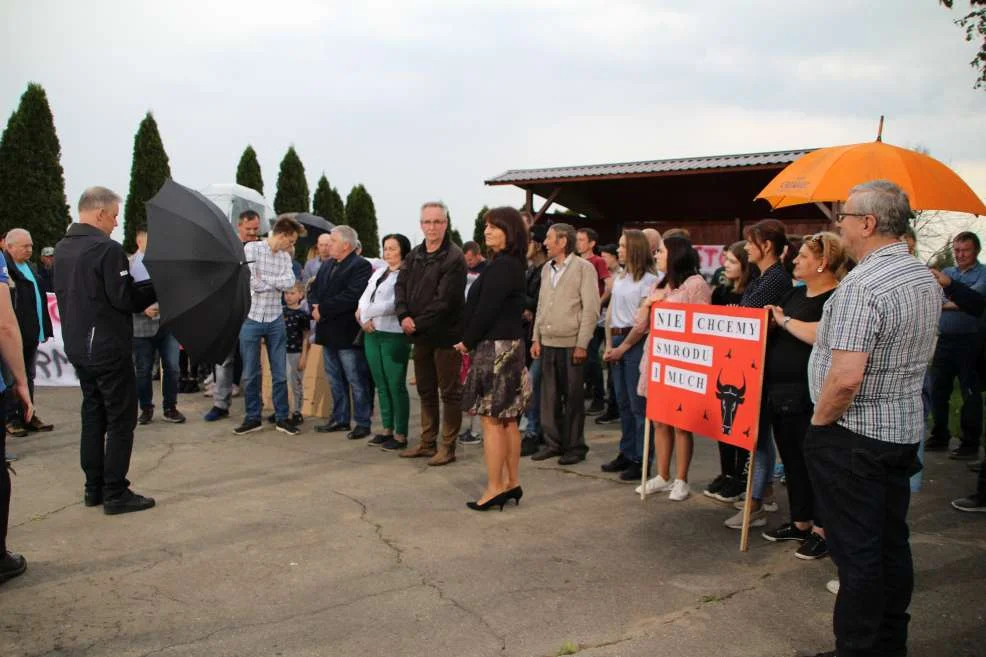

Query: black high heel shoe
<box><xmin>466</xmin><ymin>490</ymin><xmax>510</xmax><ymax>512</ymax></box>
<box><xmin>505</xmin><ymin>486</ymin><xmax>523</xmax><ymax>505</ymax></box>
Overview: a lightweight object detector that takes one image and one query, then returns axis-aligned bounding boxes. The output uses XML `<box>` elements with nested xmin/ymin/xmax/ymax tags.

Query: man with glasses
<box><xmin>808</xmin><ymin>181</ymin><xmax>941</xmax><ymax>657</ymax></box>
<box><xmin>234</xmin><ymin>215</ymin><xmax>305</xmax><ymax>436</ymax></box>
<box><xmin>925</xmin><ymin>231</ymin><xmax>986</xmax><ymax>460</ymax></box>
<box><xmin>395</xmin><ymin>202</ymin><xmax>467</xmax><ymax>466</ymax></box>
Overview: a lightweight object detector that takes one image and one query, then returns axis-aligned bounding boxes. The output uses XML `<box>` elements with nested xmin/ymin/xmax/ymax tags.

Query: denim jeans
<box><xmin>805</xmin><ymin>423</ymin><xmax>918</xmax><ymax>657</ymax></box>
<box><xmin>610</xmin><ymin>334</ymin><xmax>646</xmax><ymax>464</ymax></box>
<box><xmin>322</xmin><ymin>346</ymin><xmax>373</xmax><ymax>429</ymax></box>
<box><xmin>133</xmin><ymin>330</ymin><xmax>180</xmax><ymax>411</ymax></box>
<box><xmin>523</xmin><ymin>357</ymin><xmax>542</xmax><ymax>435</ymax></box>
<box><xmin>753</xmin><ymin>396</ymin><xmax>776</xmax><ymax>501</ymax></box>
<box><xmin>239</xmin><ymin>318</ymin><xmax>289</xmax><ymax>422</ymax></box>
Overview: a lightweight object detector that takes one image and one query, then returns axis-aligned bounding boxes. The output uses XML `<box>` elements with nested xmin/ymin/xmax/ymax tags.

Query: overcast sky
<box><xmin>1</xmin><ymin>0</ymin><xmax>984</xmax><ymax>247</ymax></box>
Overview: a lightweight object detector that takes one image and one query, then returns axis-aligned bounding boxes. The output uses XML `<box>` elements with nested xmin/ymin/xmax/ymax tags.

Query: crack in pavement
<box><xmin>132</xmin><ymin>582</ymin><xmax>426</xmax><ymax>657</ymax></box>
<box><xmin>11</xmin><ymin>500</ymin><xmax>81</xmax><ymax>528</ymax></box>
<box><xmin>137</xmin><ymin>441</ymin><xmax>177</xmax><ymax>479</ymax></box>
<box><xmin>332</xmin><ymin>489</ymin><xmax>509</xmax><ymax>653</ymax></box>
<box><xmin>534</xmin><ymin>465</ymin><xmax>625</xmax><ymax>485</ymax></box>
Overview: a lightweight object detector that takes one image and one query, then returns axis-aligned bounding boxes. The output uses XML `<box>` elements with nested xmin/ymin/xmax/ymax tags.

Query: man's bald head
<box><xmin>316</xmin><ymin>232</ymin><xmax>332</xmax><ymax>259</ymax></box>
<box><xmin>5</xmin><ymin>228</ymin><xmax>33</xmax><ymax>263</ymax></box>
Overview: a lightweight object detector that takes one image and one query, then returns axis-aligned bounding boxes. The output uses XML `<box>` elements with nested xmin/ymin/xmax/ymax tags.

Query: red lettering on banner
<box><xmin>645</xmin><ymin>301</ymin><xmax>767</xmax><ymax>451</ymax></box>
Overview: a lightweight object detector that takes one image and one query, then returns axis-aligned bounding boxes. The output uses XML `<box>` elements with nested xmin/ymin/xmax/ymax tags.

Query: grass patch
<box><xmin>556</xmin><ymin>641</ymin><xmax>579</xmax><ymax>656</ymax></box>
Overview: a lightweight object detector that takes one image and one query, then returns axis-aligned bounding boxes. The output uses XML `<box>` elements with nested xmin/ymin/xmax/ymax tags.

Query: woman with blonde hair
<box><xmin>601</xmin><ymin>229</ymin><xmax>658</xmax><ymax>481</ymax></box>
<box><xmin>759</xmin><ymin>232</ymin><xmax>846</xmax><ymax>560</ymax></box>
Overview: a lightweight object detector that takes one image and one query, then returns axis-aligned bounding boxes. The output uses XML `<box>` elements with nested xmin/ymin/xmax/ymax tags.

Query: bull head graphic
<box><xmin>715</xmin><ymin>370</ymin><xmax>746</xmax><ymax>436</ymax></box>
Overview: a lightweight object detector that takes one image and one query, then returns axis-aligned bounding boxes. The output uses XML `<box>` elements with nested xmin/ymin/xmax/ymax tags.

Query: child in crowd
<box><xmin>283</xmin><ymin>282</ymin><xmax>311</xmax><ymax>426</ymax></box>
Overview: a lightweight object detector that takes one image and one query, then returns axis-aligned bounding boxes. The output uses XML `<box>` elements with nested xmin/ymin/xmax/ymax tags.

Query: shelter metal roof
<box><xmin>485</xmin><ymin>148</ymin><xmax>815</xmax><ymax>186</ymax></box>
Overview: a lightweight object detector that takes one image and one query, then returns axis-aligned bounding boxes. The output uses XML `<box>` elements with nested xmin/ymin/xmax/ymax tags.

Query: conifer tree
<box><xmin>0</xmin><ymin>83</ymin><xmax>71</xmax><ymax>256</ymax></box>
<box><xmin>236</xmin><ymin>145</ymin><xmax>263</xmax><ymax>194</ymax></box>
<box><xmin>274</xmin><ymin>146</ymin><xmax>310</xmax><ymax>214</ymax></box>
<box><xmin>473</xmin><ymin>205</ymin><xmax>489</xmax><ymax>245</ymax></box>
<box><xmin>345</xmin><ymin>184</ymin><xmax>380</xmax><ymax>257</ymax></box>
<box><xmin>123</xmin><ymin>112</ymin><xmax>171</xmax><ymax>253</ymax></box>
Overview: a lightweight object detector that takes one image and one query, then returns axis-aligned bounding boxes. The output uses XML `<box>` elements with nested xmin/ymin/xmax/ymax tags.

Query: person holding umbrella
<box><xmin>53</xmin><ymin>187</ymin><xmax>158</xmax><ymax>515</ymax></box>
<box><xmin>235</xmin><ymin>215</ymin><xmax>306</xmax><ymax>436</ymax></box>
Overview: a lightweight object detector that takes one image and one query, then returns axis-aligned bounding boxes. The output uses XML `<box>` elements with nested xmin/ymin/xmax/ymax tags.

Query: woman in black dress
<box><xmin>455</xmin><ymin>207</ymin><xmax>531</xmax><ymax>511</ymax></box>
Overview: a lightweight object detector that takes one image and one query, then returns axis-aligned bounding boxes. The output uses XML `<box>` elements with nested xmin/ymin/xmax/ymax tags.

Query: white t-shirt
<box><xmin>609</xmin><ymin>271</ymin><xmax>658</xmax><ymax>328</ymax></box>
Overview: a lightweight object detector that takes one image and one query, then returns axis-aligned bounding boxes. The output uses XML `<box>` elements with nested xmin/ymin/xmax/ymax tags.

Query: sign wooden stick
<box><xmin>739</xmin><ymin>435</ymin><xmax>759</xmax><ymax>552</ymax></box>
<box><xmin>640</xmin><ymin>419</ymin><xmax>652</xmax><ymax>501</ymax></box>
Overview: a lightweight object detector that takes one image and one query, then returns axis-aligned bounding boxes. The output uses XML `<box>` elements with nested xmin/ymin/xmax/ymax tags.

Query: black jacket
<box><xmin>3</xmin><ymin>251</ymin><xmax>53</xmax><ymax>348</ymax></box>
<box><xmin>394</xmin><ymin>233</ymin><xmax>466</xmax><ymax>347</ymax></box>
<box><xmin>309</xmin><ymin>251</ymin><xmax>372</xmax><ymax>349</ymax></box>
<box><xmin>462</xmin><ymin>254</ymin><xmax>526</xmax><ymax>350</ymax></box>
<box><xmin>53</xmin><ymin>223</ymin><xmax>156</xmax><ymax>367</ymax></box>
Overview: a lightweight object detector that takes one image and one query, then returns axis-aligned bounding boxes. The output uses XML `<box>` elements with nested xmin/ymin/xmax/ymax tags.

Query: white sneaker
<box><xmin>634</xmin><ymin>474</ymin><xmax>672</xmax><ymax>495</ymax></box>
<box><xmin>826</xmin><ymin>579</ymin><xmax>840</xmax><ymax>595</ymax></box>
<box><xmin>669</xmin><ymin>479</ymin><xmax>690</xmax><ymax>501</ymax></box>
<box><xmin>732</xmin><ymin>498</ymin><xmax>778</xmax><ymax>512</ymax></box>
<box><xmin>724</xmin><ymin>508</ymin><xmax>767</xmax><ymax>529</ymax></box>
<box><xmin>231</xmin><ymin>384</ymin><xmax>241</xmax><ymax>397</ymax></box>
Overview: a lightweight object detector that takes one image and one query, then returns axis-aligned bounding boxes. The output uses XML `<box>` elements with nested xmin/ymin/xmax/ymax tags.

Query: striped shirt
<box><xmin>808</xmin><ymin>241</ymin><xmax>941</xmax><ymax>444</ymax></box>
<box><xmin>245</xmin><ymin>240</ymin><xmax>296</xmax><ymax>323</ymax></box>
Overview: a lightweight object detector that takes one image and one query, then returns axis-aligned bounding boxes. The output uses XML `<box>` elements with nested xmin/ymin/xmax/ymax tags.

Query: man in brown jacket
<box><xmin>394</xmin><ymin>202</ymin><xmax>467</xmax><ymax>466</ymax></box>
<box><xmin>530</xmin><ymin>223</ymin><xmax>601</xmax><ymax>464</ymax></box>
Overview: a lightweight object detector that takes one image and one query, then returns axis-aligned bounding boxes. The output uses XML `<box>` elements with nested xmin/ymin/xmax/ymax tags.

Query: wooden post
<box><xmin>534</xmin><ymin>186</ymin><xmax>562</xmax><ymax>223</ymax></box>
<box><xmin>739</xmin><ymin>435</ymin><xmax>757</xmax><ymax>552</ymax></box>
<box><xmin>525</xmin><ymin>189</ymin><xmax>534</xmax><ymax>214</ymax></box>
<box><xmin>640</xmin><ymin>419</ymin><xmax>652</xmax><ymax>501</ymax></box>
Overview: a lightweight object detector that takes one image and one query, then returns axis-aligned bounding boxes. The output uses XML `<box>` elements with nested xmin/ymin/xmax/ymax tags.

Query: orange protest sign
<box><xmin>644</xmin><ymin>302</ymin><xmax>768</xmax><ymax>451</ymax></box>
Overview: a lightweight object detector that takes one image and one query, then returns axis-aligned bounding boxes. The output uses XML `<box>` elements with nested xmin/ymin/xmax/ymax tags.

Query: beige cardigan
<box><xmin>532</xmin><ymin>255</ymin><xmax>601</xmax><ymax>349</ymax></box>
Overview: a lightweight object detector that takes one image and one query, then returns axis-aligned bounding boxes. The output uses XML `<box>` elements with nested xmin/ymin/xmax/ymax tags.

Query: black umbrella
<box><xmin>292</xmin><ymin>212</ymin><xmax>334</xmax><ymax>248</ymax></box>
<box><xmin>144</xmin><ymin>179</ymin><xmax>251</xmax><ymax>365</ymax></box>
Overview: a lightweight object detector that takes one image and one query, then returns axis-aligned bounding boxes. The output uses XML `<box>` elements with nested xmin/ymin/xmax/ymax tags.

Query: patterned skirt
<box><xmin>463</xmin><ymin>339</ymin><xmax>531</xmax><ymax>420</ymax></box>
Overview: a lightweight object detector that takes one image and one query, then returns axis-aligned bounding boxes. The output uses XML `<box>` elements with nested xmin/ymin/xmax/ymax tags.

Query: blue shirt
<box><xmin>940</xmin><ymin>263</ymin><xmax>986</xmax><ymax>335</ymax></box>
<box><xmin>0</xmin><ymin>260</ymin><xmax>7</xmax><ymax>394</ymax></box>
<box><xmin>15</xmin><ymin>261</ymin><xmax>45</xmax><ymax>342</ymax></box>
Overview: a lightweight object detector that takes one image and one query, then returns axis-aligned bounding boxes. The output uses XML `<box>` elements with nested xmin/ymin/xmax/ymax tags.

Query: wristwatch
<box><xmin>782</xmin><ymin>316</ymin><xmax>792</xmax><ymax>330</ymax></box>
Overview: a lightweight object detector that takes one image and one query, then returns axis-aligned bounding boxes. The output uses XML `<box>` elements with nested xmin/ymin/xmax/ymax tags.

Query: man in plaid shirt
<box><xmin>235</xmin><ymin>215</ymin><xmax>305</xmax><ymax>436</ymax></box>
<box><xmin>806</xmin><ymin>180</ymin><xmax>941</xmax><ymax>657</ymax></box>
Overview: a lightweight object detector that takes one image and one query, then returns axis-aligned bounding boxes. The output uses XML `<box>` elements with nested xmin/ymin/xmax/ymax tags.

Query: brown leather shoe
<box><xmin>26</xmin><ymin>415</ymin><xmax>54</xmax><ymax>432</ymax></box>
<box><xmin>427</xmin><ymin>448</ymin><xmax>457</xmax><ymax>466</ymax></box>
<box><xmin>400</xmin><ymin>443</ymin><xmax>437</xmax><ymax>458</ymax></box>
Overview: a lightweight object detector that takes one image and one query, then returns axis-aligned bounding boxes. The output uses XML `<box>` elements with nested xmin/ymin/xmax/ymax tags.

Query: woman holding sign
<box><xmin>723</xmin><ymin>220</ymin><xmax>793</xmax><ymax>530</ymax></box>
<box><xmin>601</xmin><ymin>230</ymin><xmax>659</xmax><ymax>482</ymax></box>
<box><xmin>631</xmin><ymin>236</ymin><xmax>712</xmax><ymax>500</ymax></box>
<box><xmin>759</xmin><ymin>232</ymin><xmax>846</xmax><ymax>559</ymax></box>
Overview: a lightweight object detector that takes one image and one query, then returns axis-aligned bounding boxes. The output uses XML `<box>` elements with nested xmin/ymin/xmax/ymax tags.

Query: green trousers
<box><xmin>363</xmin><ymin>330</ymin><xmax>411</xmax><ymax>435</ymax></box>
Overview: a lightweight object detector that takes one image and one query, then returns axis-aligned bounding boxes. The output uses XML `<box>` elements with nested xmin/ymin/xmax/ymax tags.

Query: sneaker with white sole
<box><xmin>826</xmin><ymin>579</ymin><xmax>840</xmax><ymax>595</ymax></box>
<box><xmin>669</xmin><ymin>479</ymin><xmax>690</xmax><ymax>501</ymax></box>
<box><xmin>724</xmin><ymin>508</ymin><xmax>767</xmax><ymax>529</ymax></box>
<box><xmin>634</xmin><ymin>474</ymin><xmax>672</xmax><ymax>496</ymax></box>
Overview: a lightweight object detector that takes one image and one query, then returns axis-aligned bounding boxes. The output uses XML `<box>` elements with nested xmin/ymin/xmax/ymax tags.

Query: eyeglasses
<box><xmin>835</xmin><ymin>212</ymin><xmax>870</xmax><ymax>224</ymax></box>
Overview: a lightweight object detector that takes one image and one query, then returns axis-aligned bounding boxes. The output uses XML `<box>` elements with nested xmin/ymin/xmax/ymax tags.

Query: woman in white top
<box><xmin>601</xmin><ymin>229</ymin><xmax>659</xmax><ymax>482</ymax></box>
<box><xmin>357</xmin><ymin>234</ymin><xmax>412</xmax><ymax>451</ymax></box>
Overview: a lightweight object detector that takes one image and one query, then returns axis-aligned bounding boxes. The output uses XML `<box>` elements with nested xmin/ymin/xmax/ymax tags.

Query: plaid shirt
<box><xmin>245</xmin><ymin>240</ymin><xmax>296</xmax><ymax>323</ymax></box>
<box><xmin>809</xmin><ymin>242</ymin><xmax>941</xmax><ymax>444</ymax></box>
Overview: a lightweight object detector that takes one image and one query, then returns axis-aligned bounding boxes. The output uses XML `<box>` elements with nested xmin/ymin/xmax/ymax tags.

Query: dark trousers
<box><xmin>0</xmin><ymin>396</ymin><xmax>8</xmax><ymax>554</ymax></box>
<box><xmin>413</xmin><ymin>343</ymin><xmax>462</xmax><ymax>450</ymax></box>
<box><xmin>806</xmin><ymin>423</ymin><xmax>918</xmax><ymax>657</ymax></box>
<box><xmin>6</xmin><ymin>341</ymin><xmax>36</xmax><ymax>423</ymax></box>
<box><xmin>765</xmin><ymin>385</ymin><xmax>818</xmax><ymax>525</ymax></box>
<box><xmin>584</xmin><ymin>327</ymin><xmax>605</xmax><ymax>403</ymax></box>
<box><xmin>930</xmin><ymin>333</ymin><xmax>984</xmax><ymax>449</ymax></box>
<box><xmin>540</xmin><ymin>346</ymin><xmax>588</xmax><ymax>457</ymax></box>
<box><xmin>76</xmin><ymin>358</ymin><xmax>138</xmax><ymax>499</ymax></box>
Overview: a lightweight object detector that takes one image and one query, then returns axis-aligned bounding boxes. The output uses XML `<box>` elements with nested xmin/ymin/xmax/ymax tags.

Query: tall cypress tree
<box><xmin>274</xmin><ymin>146</ymin><xmax>309</xmax><ymax>214</ymax></box>
<box><xmin>473</xmin><ymin>205</ymin><xmax>489</xmax><ymax>245</ymax></box>
<box><xmin>345</xmin><ymin>184</ymin><xmax>380</xmax><ymax>258</ymax></box>
<box><xmin>328</xmin><ymin>185</ymin><xmax>345</xmax><ymax>227</ymax></box>
<box><xmin>123</xmin><ymin>112</ymin><xmax>171</xmax><ymax>253</ymax></box>
<box><xmin>236</xmin><ymin>145</ymin><xmax>263</xmax><ymax>194</ymax></box>
<box><xmin>0</xmin><ymin>83</ymin><xmax>71</xmax><ymax>256</ymax></box>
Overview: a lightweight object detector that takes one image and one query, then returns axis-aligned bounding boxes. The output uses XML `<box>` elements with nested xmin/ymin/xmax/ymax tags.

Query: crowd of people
<box><xmin>0</xmin><ymin>180</ymin><xmax>984</xmax><ymax>657</ymax></box>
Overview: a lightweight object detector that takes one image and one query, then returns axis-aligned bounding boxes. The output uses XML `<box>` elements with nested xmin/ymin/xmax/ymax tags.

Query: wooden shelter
<box><xmin>485</xmin><ymin>149</ymin><xmax>833</xmax><ymax>245</ymax></box>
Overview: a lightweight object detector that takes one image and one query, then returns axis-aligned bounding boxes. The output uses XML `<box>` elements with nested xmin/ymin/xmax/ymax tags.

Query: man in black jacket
<box><xmin>309</xmin><ymin>225</ymin><xmax>373</xmax><ymax>439</ymax></box>
<box><xmin>3</xmin><ymin>229</ymin><xmax>53</xmax><ymax>436</ymax></box>
<box><xmin>394</xmin><ymin>202</ymin><xmax>466</xmax><ymax>466</ymax></box>
<box><xmin>54</xmin><ymin>187</ymin><xmax>157</xmax><ymax>515</ymax></box>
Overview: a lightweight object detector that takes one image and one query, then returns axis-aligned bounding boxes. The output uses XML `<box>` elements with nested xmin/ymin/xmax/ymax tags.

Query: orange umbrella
<box><xmin>756</xmin><ymin>121</ymin><xmax>986</xmax><ymax>216</ymax></box>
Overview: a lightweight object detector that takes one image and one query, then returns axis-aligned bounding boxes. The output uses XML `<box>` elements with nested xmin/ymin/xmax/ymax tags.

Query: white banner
<box><xmin>35</xmin><ymin>293</ymin><xmax>79</xmax><ymax>387</ymax></box>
